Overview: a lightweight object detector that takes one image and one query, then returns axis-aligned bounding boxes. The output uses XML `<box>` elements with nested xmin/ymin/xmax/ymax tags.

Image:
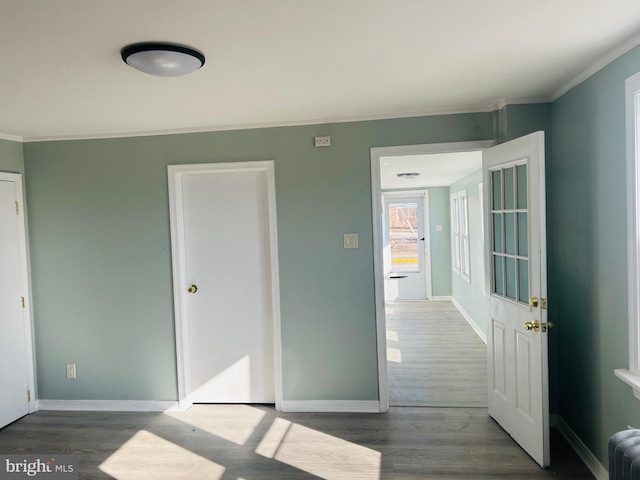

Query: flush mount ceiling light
<box><xmin>397</xmin><ymin>173</ymin><xmax>420</xmax><ymax>179</ymax></box>
<box><xmin>121</xmin><ymin>43</ymin><xmax>205</xmax><ymax>77</ymax></box>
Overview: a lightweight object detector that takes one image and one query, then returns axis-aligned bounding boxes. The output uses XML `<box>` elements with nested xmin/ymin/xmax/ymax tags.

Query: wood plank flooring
<box><xmin>387</xmin><ymin>301</ymin><xmax>487</xmax><ymax>407</ymax></box>
<box><xmin>0</xmin><ymin>405</ymin><xmax>594</xmax><ymax>479</ymax></box>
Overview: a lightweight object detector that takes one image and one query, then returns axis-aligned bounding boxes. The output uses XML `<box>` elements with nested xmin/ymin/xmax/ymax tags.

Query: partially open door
<box><xmin>483</xmin><ymin>131</ymin><xmax>549</xmax><ymax>467</ymax></box>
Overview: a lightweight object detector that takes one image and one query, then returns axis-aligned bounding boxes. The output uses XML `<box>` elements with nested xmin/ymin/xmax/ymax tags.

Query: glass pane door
<box><xmin>388</xmin><ymin>201</ymin><xmax>420</xmax><ymax>273</ymax></box>
<box><xmin>490</xmin><ymin>164</ymin><xmax>529</xmax><ymax>304</ymax></box>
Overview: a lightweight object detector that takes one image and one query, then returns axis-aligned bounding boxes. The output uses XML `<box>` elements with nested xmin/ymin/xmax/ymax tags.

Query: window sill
<box><xmin>615</xmin><ymin>369</ymin><xmax>640</xmax><ymax>400</ymax></box>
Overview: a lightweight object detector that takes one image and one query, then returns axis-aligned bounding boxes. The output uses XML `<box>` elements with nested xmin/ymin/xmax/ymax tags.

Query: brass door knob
<box><xmin>542</xmin><ymin>322</ymin><xmax>555</xmax><ymax>332</ymax></box>
<box><xmin>530</xmin><ymin>297</ymin><xmax>539</xmax><ymax>308</ymax></box>
<box><xmin>187</xmin><ymin>285</ymin><xmax>198</xmax><ymax>294</ymax></box>
<box><xmin>524</xmin><ymin>320</ymin><xmax>540</xmax><ymax>332</ymax></box>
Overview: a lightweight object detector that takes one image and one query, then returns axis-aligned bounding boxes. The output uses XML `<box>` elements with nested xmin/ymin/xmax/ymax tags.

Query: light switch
<box><xmin>436</xmin><ymin>224</ymin><xmax>444</xmax><ymax>232</ymax></box>
<box><xmin>344</xmin><ymin>233</ymin><xmax>359</xmax><ymax>249</ymax></box>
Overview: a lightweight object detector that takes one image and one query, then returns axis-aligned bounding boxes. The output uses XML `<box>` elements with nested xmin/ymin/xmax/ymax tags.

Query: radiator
<box><xmin>609</xmin><ymin>429</ymin><xmax>640</xmax><ymax>480</ymax></box>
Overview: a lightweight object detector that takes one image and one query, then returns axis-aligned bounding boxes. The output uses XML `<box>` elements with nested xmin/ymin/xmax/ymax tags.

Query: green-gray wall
<box><xmin>552</xmin><ymin>45</ymin><xmax>640</xmax><ymax>466</ymax></box>
<box><xmin>23</xmin><ymin>114</ymin><xmax>493</xmax><ymax>402</ymax></box>
<box><xmin>450</xmin><ymin>170</ymin><xmax>488</xmax><ymax>334</ymax></box>
<box><xmin>382</xmin><ymin>186</ymin><xmax>452</xmax><ymax>297</ymax></box>
<box><xmin>0</xmin><ymin>138</ymin><xmax>24</xmax><ymax>173</ymax></box>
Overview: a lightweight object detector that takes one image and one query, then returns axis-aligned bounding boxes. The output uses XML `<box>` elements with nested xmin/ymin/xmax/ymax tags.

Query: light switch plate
<box><xmin>344</xmin><ymin>233</ymin><xmax>359</xmax><ymax>248</ymax></box>
<box><xmin>436</xmin><ymin>224</ymin><xmax>444</xmax><ymax>232</ymax></box>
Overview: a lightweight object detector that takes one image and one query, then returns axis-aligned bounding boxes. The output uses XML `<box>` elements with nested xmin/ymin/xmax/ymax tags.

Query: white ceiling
<box><xmin>380</xmin><ymin>151</ymin><xmax>482</xmax><ymax>189</ymax></box>
<box><xmin>2</xmin><ymin>1</ymin><xmax>640</xmax><ymax>141</ymax></box>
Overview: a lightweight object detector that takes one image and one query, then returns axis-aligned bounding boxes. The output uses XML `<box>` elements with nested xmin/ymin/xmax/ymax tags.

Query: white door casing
<box><xmin>0</xmin><ymin>173</ymin><xmax>36</xmax><ymax>429</ymax></box>
<box><xmin>371</xmin><ymin>140</ymin><xmax>495</xmax><ymax>412</ymax></box>
<box><xmin>382</xmin><ymin>192</ymin><xmax>430</xmax><ymax>301</ymax></box>
<box><xmin>483</xmin><ymin>132</ymin><xmax>549</xmax><ymax>467</ymax></box>
<box><xmin>168</xmin><ymin>162</ymin><xmax>282</xmax><ymax>411</ymax></box>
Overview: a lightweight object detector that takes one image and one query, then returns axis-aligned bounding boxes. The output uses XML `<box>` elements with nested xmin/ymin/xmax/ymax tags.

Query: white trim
<box><xmin>38</xmin><ymin>400</ymin><xmax>179</xmax><ymax>412</ymax></box>
<box><xmin>0</xmin><ymin>132</ymin><xmax>23</xmax><ymax>142</ymax></box>
<box><xmin>167</xmin><ymin>161</ymin><xmax>283</xmax><ymax>412</ymax></box>
<box><xmin>431</xmin><ymin>296</ymin><xmax>453</xmax><ymax>301</ymax></box>
<box><xmin>622</xmin><ymin>70</ymin><xmax>640</xmax><ymax>400</ymax></box>
<box><xmin>21</xmin><ymin>106</ymin><xmax>497</xmax><ymax>143</ymax></box>
<box><xmin>556</xmin><ymin>416</ymin><xmax>609</xmax><ymax>480</ymax></box>
<box><xmin>281</xmin><ymin>400</ymin><xmax>381</xmax><ymax>413</ymax></box>
<box><xmin>371</xmin><ymin>140</ymin><xmax>496</xmax><ymax>414</ymax></box>
<box><xmin>451</xmin><ymin>297</ymin><xmax>487</xmax><ymax>344</ymax></box>
<box><xmin>0</xmin><ymin>172</ymin><xmax>36</xmax><ymax>415</ymax></box>
<box><xmin>382</xmin><ymin>189</ymin><xmax>433</xmax><ymax>300</ymax></box>
<box><xmin>552</xmin><ymin>30</ymin><xmax>640</xmax><ymax>101</ymax></box>
<box><xmin>496</xmin><ymin>98</ymin><xmax>551</xmax><ymax>110</ymax></box>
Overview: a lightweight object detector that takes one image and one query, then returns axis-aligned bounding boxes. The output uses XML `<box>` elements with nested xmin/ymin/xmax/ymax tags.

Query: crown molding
<box><xmin>20</xmin><ymin>105</ymin><xmax>497</xmax><ymax>143</ymax></box>
<box><xmin>0</xmin><ymin>132</ymin><xmax>24</xmax><ymax>142</ymax></box>
<box><xmin>552</xmin><ymin>30</ymin><xmax>640</xmax><ymax>101</ymax></box>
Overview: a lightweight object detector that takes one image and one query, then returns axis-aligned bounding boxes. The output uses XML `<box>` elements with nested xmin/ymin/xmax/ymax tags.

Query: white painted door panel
<box><xmin>182</xmin><ymin>170</ymin><xmax>274</xmax><ymax>403</ymax></box>
<box><xmin>0</xmin><ymin>180</ymin><xmax>29</xmax><ymax>429</ymax></box>
<box><xmin>484</xmin><ymin>132</ymin><xmax>549</xmax><ymax>467</ymax></box>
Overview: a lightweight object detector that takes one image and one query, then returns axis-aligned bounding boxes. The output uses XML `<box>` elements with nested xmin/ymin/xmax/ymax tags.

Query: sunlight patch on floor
<box><xmin>256</xmin><ymin>418</ymin><xmax>382</xmax><ymax>480</ymax></box>
<box><xmin>99</xmin><ymin>430</ymin><xmax>225</xmax><ymax>480</ymax></box>
<box><xmin>387</xmin><ymin>347</ymin><xmax>402</xmax><ymax>363</ymax></box>
<box><xmin>165</xmin><ymin>404</ymin><xmax>266</xmax><ymax>446</ymax></box>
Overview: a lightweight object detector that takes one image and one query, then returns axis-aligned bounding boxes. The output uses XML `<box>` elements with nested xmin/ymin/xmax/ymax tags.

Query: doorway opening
<box><xmin>371</xmin><ymin>141</ymin><xmax>493</xmax><ymax>410</ymax></box>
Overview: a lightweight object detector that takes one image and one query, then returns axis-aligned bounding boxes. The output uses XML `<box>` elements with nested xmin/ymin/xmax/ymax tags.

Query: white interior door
<box><xmin>483</xmin><ymin>131</ymin><xmax>549</xmax><ymax>467</ymax></box>
<box><xmin>0</xmin><ymin>175</ymin><xmax>32</xmax><ymax>429</ymax></box>
<box><xmin>383</xmin><ymin>194</ymin><xmax>429</xmax><ymax>301</ymax></box>
<box><xmin>169</xmin><ymin>162</ymin><xmax>280</xmax><ymax>407</ymax></box>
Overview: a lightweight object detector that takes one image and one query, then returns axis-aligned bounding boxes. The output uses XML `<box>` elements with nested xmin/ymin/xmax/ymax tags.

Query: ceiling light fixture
<box><xmin>121</xmin><ymin>43</ymin><xmax>205</xmax><ymax>77</ymax></box>
<box><xmin>397</xmin><ymin>173</ymin><xmax>420</xmax><ymax>179</ymax></box>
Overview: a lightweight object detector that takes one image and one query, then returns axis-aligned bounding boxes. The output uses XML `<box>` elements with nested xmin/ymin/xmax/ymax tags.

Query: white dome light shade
<box><xmin>121</xmin><ymin>43</ymin><xmax>205</xmax><ymax>77</ymax></box>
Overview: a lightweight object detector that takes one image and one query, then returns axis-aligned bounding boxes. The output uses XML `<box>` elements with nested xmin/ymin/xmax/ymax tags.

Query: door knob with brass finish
<box><xmin>542</xmin><ymin>322</ymin><xmax>554</xmax><ymax>332</ymax></box>
<box><xmin>524</xmin><ymin>320</ymin><xmax>540</xmax><ymax>332</ymax></box>
<box><xmin>187</xmin><ymin>284</ymin><xmax>198</xmax><ymax>294</ymax></box>
<box><xmin>530</xmin><ymin>297</ymin><xmax>539</xmax><ymax>308</ymax></box>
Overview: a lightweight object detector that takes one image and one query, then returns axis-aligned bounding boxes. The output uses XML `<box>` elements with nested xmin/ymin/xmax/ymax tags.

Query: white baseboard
<box><xmin>431</xmin><ymin>296</ymin><xmax>453</xmax><ymax>301</ymax></box>
<box><xmin>451</xmin><ymin>297</ymin><xmax>487</xmax><ymax>344</ymax></box>
<box><xmin>281</xmin><ymin>400</ymin><xmax>380</xmax><ymax>413</ymax></box>
<box><xmin>556</xmin><ymin>416</ymin><xmax>608</xmax><ymax>480</ymax></box>
<box><xmin>38</xmin><ymin>400</ymin><xmax>179</xmax><ymax>412</ymax></box>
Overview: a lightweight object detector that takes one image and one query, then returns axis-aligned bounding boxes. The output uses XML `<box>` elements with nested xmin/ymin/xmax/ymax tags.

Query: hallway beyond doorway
<box><xmin>387</xmin><ymin>301</ymin><xmax>487</xmax><ymax>407</ymax></box>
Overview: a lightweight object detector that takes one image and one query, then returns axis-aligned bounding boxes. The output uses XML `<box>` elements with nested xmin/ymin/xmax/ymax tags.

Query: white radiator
<box><xmin>609</xmin><ymin>429</ymin><xmax>640</xmax><ymax>480</ymax></box>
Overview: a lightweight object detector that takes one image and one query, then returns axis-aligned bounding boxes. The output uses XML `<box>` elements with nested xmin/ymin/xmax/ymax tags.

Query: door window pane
<box><xmin>492</xmin><ymin>170</ymin><xmax>502</xmax><ymax>210</ymax></box>
<box><xmin>506</xmin><ymin>257</ymin><xmax>517</xmax><ymax>300</ymax></box>
<box><xmin>518</xmin><ymin>213</ymin><xmax>528</xmax><ymax>256</ymax></box>
<box><xmin>493</xmin><ymin>213</ymin><xmax>503</xmax><ymax>253</ymax></box>
<box><xmin>518</xmin><ymin>259</ymin><xmax>529</xmax><ymax>303</ymax></box>
<box><xmin>494</xmin><ymin>255</ymin><xmax>504</xmax><ymax>295</ymax></box>
<box><xmin>505</xmin><ymin>213</ymin><xmax>515</xmax><ymax>255</ymax></box>
<box><xmin>517</xmin><ymin>165</ymin><xmax>528</xmax><ymax>209</ymax></box>
<box><xmin>504</xmin><ymin>167</ymin><xmax>515</xmax><ymax>210</ymax></box>
<box><xmin>388</xmin><ymin>202</ymin><xmax>420</xmax><ymax>273</ymax></box>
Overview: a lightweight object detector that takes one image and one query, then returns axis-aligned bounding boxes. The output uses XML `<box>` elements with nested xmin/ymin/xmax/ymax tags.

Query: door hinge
<box><xmin>541</xmin><ymin>298</ymin><xmax>548</xmax><ymax>310</ymax></box>
<box><xmin>27</xmin><ymin>390</ymin><xmax>31</xmax><ymax>402</ymax></box>
<box><xmin>15</xmin><ymin>201</ymin><xmax>19</xmax><ymax>214</ymax></box>
<box><xmin>21</xmin><ymin>297</ymin><xmax>25</xmax><ymax>309</ymax></box>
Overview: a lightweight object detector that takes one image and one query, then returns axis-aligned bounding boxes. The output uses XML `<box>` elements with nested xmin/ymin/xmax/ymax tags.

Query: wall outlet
<box><xmin>314</xmin><ymin>136</ymin><xmax>331</xmax><ymax>147</ymax></box>
<box><xmin>66</xmin><ymin>363</ymin><xmax>76</xmax><ymax>379</ymax></box>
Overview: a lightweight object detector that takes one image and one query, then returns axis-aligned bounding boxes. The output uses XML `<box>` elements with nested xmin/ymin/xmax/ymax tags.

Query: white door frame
<box><xmin>0</xmin><ymin>172</ymin><xmax>36</xmax><ymax>414</ymax></box>
<box><xmin>370</xmin><ymin>140</ymin><xmax>495</xmax><ymax>412</ymax></box>
<box><xmin>382</xmin><ymin>190</ymin><xmax>432</xmax><ymax>301</ymax></box>
<box><xmin>168</xmin><ymin>161</ymin><xmax>283</xmax><ymax>411</ymax></box>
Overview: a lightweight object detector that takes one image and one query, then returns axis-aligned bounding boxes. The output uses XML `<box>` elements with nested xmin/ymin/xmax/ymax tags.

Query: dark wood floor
<box><xmin>0</xmin><ymin>405</ymin><xmax>594</xmax><ymax>479</ymax></box>
<box><xmin>387</xmin><ymin>301</ymin><xmax>487</xmax><ymax>407</ymax></box>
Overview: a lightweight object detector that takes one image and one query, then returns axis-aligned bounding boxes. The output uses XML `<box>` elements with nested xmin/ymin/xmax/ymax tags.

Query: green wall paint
<box><xmin>382</xmin><ymin>187</ymin><xmax>452</xmax><ymax>297</ymax></box>
<box><xmin>23</xmin><ymin>113</ymin><xmax>493</xmax><ymax>401</ymax></box>
<box><xmin>0</xmin><ymin>138</ymin><xmax>24</xmax><ymax>173</ymax></box>
<box><xmin>552</xmin><ymin>45</ymin><xmax>640</xmax><ymax>466</ymax></box>
<box><xmin>450</xmin><ymin>170</ymin><xmax>488</xmax><ymax>333</ymax></box>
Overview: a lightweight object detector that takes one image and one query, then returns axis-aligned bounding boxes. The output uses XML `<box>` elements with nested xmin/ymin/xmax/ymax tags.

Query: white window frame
<box><xmin>451</xmin><ymin>192</ymin><xmax>461</xmax><ymax>274</ymax></box>
<box><xmin>616</xmin><ymin>70</ymin><xmax>640</xmax><ymax>399</ymax></box>
<box><xmin>451</xmin><ymin>189</ymin><xmax>471</xmax><ymax>283</ymax></box>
